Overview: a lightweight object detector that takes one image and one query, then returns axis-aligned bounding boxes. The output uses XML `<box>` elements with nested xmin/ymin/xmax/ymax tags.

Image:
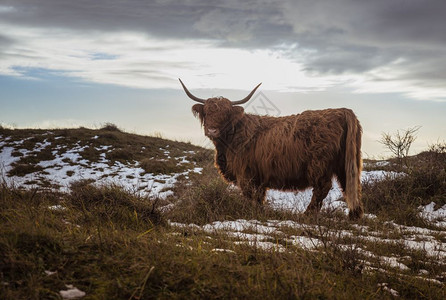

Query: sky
<box><xmin>0</xmin><ymin>0</ymin><xmax>445</xmax><ymax>157</ymax></box>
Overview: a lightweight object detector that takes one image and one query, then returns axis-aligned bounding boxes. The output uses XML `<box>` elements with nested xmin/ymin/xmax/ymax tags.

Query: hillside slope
<box><xmin>0</xmin><ymin>126</ymin><xmax>209</xmax><ymax>198</ymax></box>
<box><xmin>1</xmin><ymin>126</ymin><xmax>445</xmax><ymax>299</ymax></box>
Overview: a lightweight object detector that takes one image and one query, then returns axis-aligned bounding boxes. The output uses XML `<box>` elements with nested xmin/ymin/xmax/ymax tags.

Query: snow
<box><xmin>419</xmin><ymin>202</ymin><xmax>446</xmax><ymax>228</ymax></box>
<box><xmin>359</xmin><ymin>248</ymin><xmax>409</xmax><ymax>271</ymax></box>
<box><xmin>378</xmin><ymin>283</ymin><xmax>399</xmax><ymax>297</ymax></box>
<box><xmin>0</xmin><ymin>137</ymin><xmax>203</xmax><ymax>199</ymax></box>
<box><xmin>203</xmin><ymin>219</ymin><xmax>278</xmax><ymax>235</ymax></box>
<box><xmin>160</xmin><ymin>147</ymin><xmax>171</xmax><ymax>159</ymax></box>
<box><xmin>212</xmin><ymin>248</ymin><xmax>235</xmax><ymax>253</ymax></box>
<box><xmin>44</xmin><ymin>270</ymin><xmax>57</xmax><ymax>276</ymax></box>
<box><xmin>0</xmin><ymin>147</ymin><xmax>21</xmax><ymax>174</ymax></box>
<box><xmin>59</xmin><ymin>285</ymin><xmax>86</xmax><ymax>299</ymax></box>
<box><xmin>171</xmin><ymin>216</ymin><xmax>446</xmax><ymax>265</ymax></box>
<box><xmin>171</xmin><ymin>210</ymin><xmax>445</xmax><ymax>261</ymax></box>
<box><xmin>234</xmin><ymin>240</ymin><xmax>286</xmax><ymax>252</ymax></box>
<box><xmin>289</xmin><ymin>235</ymin><xmax>322</xmax><ymax>249</ymax></box>
<box><xmin>375</xmin><ymin>161</ymin><xmax>391</xmax><ymax>167</ymax></box>
<box><xmin>34</xmin><ymin>139</ymin><xmax>52</xmax><ymax>152</ymax></box>
<box><xmin>192</xmin><ymin>167</ymin><xmax>203</xmax><ymax>174</ymax></box>
<box><xmin>361</xmin><ymin>170</ymin><xmax>404</xmax><ymax>182</ymax></box>
<box><xmin>48</xmin><ymin>205</ymin><xmax>66</xmax><ymax>211</ymax></box>
<box><xmin>268</xmin><ymin>171</ymin><xmax>403</xmax><ymax>214</ymax></box>
<box><xmin>176</xmin><ymin>156</ymin><xmax>190</xmax><ymax>164</ymax></box>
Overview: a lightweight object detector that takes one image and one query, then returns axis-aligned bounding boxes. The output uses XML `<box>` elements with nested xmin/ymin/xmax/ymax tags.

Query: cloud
<box><xmin>0</xmin><ymin>23</ymin><xmax>346</xmax><ymax>92</ymax></box>
<box><xmin>0</xmin><ymin>0</ymin><xmax>445</xmax><ymax>100</ymax></box>
<box><xmin>279</xmin><ymin>1</ymin><xmax>446</xmax><ymax>99</ymax></box>
<box><xmin>0</xmin><ymin>33</ymin><xmax>14</xmax><ymax>46</ymax></box>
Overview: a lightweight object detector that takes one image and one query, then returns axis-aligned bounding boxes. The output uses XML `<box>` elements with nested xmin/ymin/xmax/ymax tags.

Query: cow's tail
<box><xmin>344</xmin><ymin>110</ymin><xmax>363</xmax><ymax>220</ymax></box>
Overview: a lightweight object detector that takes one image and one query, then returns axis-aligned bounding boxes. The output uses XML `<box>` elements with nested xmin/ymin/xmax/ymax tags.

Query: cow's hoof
<box><xmin>303</xmin><ymin>208</ymin><xmax>320</xmax><ymax>221</ymax></box>
<box><xmin>348</xmin><ymin>206</ymin><xmax>364</xmax><ymax>221</ymax></box>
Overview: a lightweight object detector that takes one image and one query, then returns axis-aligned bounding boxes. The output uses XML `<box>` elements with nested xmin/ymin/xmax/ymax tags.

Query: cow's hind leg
<box><xmin>304</xmin><ymin>179</ymin><xmax>332</xmax><ymax>216</ymax></box>
<box><xmin>240</xmin><ymin>181</ymin><xmax>266</xmax><ymax>205</ymax></box>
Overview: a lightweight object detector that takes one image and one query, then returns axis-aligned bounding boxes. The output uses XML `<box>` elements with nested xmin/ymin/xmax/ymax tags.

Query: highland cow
<box><xmin>180</xmin><ymin>79</ymin><xmax>363</xmax><ymax>220</ymax></box>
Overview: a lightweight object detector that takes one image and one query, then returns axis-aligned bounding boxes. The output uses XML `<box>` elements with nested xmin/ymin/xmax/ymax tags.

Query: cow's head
<box><xmin>179</xmin><ymin>79</ymin><xmax>261</xmax><ymax>139</ymax></box>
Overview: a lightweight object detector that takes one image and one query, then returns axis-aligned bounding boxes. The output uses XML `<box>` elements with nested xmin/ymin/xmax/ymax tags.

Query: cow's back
<box><xmin>251</xmin><ymin>108</ymin><xmax>349</xmax><ymax>190</ymax></box>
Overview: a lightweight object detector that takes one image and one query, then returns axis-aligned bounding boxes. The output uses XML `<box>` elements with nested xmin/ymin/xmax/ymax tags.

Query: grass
<box><xmin>139</xmin><ymin>158</ymin><xmax>187</xmax><ymax>175</ymax></box>
<box><xmin>7</xmin><ymin>163</ymin><xmax>44</xmax><ymax>177</ymax></box>
<box><xmin>1</xmin><ymin>127</ymin><xmax>445</xmax><ymax>299</ymax></box>
<box><xmin>1</xmin><ymin>180</ymin><xmax>445</xmax><ymax>299</ymax></box>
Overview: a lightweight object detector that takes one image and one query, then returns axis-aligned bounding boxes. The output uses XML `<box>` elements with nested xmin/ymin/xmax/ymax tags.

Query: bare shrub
<box><xmin>428</xmin><ymin>141</ymin><xmax>446</xmax><ymax>154</ymax></box>
<box><xmin>424</xmin><ymin>141</ymin><xmax>446</xmax><ymax>169</ymax></box>
<box><xmin>379</xmin><ymin>126</ymin><xmax>420</xmax><ymax>168</ymax></box>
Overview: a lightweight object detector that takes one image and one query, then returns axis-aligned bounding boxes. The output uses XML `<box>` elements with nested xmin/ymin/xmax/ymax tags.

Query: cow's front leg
<box><xmin>239</xmin><ymin>180</ymin><xmax>266</xmax><ymax>205</ymax></box>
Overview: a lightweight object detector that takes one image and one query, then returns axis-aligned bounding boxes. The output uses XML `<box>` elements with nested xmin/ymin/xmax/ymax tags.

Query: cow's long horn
<box><xmin>179</xmin><ymin>78</ymin><xmax>206</xmax><ymax>103</ymax></box>
<box><xmin>231</xmin><ymin>83</ymin><xmax>262</xmax><ymax>105</ymax></box>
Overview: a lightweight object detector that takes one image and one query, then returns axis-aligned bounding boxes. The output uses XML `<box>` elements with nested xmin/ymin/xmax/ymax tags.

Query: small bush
<box><xmin>100</xmin><ymin>122</ymin><xmax>121</xmax><ymax>132</ymax></box>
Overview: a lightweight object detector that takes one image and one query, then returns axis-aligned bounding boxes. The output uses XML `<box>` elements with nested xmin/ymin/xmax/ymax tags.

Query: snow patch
<box><xmin>48</xmin><ymin>205</ymin><xmax>66</xmax><ymax>211</ymax></box>
<box><xmin>268</xmin><ymin>171</ymin><xmax>395</xmax><ymax>214</ymax></box>
<box><xmin>212</xmin><ymin>248</ymin><xmax>235</xmax><ymax>253</ymax></box>
<box><xmin>419</xmin><ymin>202</ymin><xmax>446</xmax><ymax>228</ymax></box>
<box><xmin>1</xmin><ymin>142</ymin><xmax>202</xmax><ymax>199</ymax></box>
<box><xmin>378</xmin><ymin>283</ymin><xmax>399</xmax><ymax>297</ymax></box>
<box><xmin>60</xmin><ymin>285</ymin><xmax>86</xmax><ymax>299</ymax></box>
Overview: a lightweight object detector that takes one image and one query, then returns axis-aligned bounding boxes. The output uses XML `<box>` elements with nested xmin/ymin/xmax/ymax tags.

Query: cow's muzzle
<box><xmin>205</xmin><ymin>128</ymin><xmax>219</xmax><ymax>138</ymax></box>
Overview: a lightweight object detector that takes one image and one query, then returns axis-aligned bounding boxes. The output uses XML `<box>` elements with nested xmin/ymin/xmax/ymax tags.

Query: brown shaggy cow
<box><xmin>180</xmin><ymin>79</ymin><xmax>364</xmax><ymax>220</ymax></box>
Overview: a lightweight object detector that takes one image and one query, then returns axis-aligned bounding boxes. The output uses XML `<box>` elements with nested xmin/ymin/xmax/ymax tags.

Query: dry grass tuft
<box><xmin>69</xmin><ymin>180</ymin><xmax>165</xmax><ymax>227</ymax></box>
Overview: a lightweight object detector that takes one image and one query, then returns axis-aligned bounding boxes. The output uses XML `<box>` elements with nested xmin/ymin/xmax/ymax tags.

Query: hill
<box><xmin>0</xmin><ymin>126</ymin><xmax>208</xmax><ymax>195</ymax></box>
<box><xmin>0</xmin><ymin>126</ymin><xmax>445</xmax><ymax>299</ymax></box>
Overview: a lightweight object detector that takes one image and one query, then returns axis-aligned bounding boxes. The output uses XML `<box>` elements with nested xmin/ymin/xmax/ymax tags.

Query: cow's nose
<box><xmin>207</xmin><ymin>128</ymin><xmax>219</xmax><ymax>137</ymax></box>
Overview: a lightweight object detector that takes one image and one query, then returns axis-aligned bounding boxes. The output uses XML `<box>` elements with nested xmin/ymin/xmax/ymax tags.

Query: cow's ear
<box><xmin>192</xmin><ymin>104</ymin><xmax>204</xmax><ymax>124</ymax></box>
<box><xmin>232</xmin><ymin>106</ymin><xmax>244</xmax><ymax>118</ymax></box>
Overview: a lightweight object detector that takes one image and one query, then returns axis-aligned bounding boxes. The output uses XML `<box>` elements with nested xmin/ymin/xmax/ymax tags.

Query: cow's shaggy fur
<box><xmin>192</xmin><ymin>97</ymin><xmax>363</xmax><ymax>220</ymax></box>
